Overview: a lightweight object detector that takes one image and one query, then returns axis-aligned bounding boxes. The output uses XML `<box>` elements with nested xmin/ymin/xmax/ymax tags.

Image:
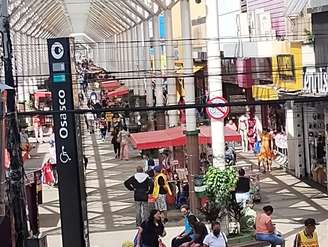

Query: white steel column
<box><xmin>114</xmin><ymin>34</ymin><xmax>119</xmax><ymax>76</ymax></box>
<box><xmin>165</xmin><ymin>8</ymin><xmax>178</xmax><ymax>127</ymax></box>
<box><xmin>137</xmin><ymin>24</ymin><xmax>144</xmax><ymax>96</ymax></box>
<box><xmin>180</xmin><ymin>2</ymin><xmax>196</xmax><ymax>132</ymax></box>
<box><xmin>126</xmin><ymin>29</ymin><xmax>133</xmax><ymax>89</ymax></box>
<box><xmin>106</xmin><ymin>39</ymin><xmax>110</xmax><ymax>71</ymax></box>
<box><xmin>206</xmin><ymin>0</ymin><xmax>225</xmax><ymax>169</ymax></box>
<box><xmin>131</xmin><ymin>27</ymin><xmax>138</xmax><ymax>94</ymax></box>
<box><xmin>144</xmin><ymin>20</ymin><xmax>155</xmax><ymax>130</ymax></box>
<box><xmin>119</xmin><ymin>34</ymin><xmax>124</xmax><ymax>80</ymax></box>
<box><xmin>180</xmin><ymin>0</ymin><xmax>199</xmax><ymax>213</ymax></box>
<box><xmin>124</xmin><ymin>31</ymin><xmax>130</xmax><ymax>88</ymax></box>
<box><xmin>153</xmin><ymin>15</ymin><xmax>163</xmax><ymax>107</ymax></box>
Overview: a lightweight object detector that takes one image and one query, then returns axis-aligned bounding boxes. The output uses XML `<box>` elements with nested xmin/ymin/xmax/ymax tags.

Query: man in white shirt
<box><xmin>203</xmin><ymin>222</ymin><xmax>228</xmax><ymax>247</ymax></box>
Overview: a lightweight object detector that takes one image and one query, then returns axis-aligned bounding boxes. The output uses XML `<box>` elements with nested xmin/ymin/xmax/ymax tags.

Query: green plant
<box><xmin>200</xmin><ymin>166</ymin><xmax>238</xmax><ymax>223</ymax></box>
<box><xmin>203</xmin><ymin>166</ymin><xmax>238</xmax><ymax>203</ymax></box>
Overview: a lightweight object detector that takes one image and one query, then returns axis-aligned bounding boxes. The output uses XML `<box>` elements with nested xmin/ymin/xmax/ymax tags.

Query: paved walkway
<box><xmin>37</xmin><ymin>131</ymin><xmax>328</xmax><ymax>247</ymax></box>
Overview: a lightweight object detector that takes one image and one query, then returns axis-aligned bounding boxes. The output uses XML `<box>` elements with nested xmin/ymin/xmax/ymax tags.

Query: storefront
<box><xmin>287</xmin><ymin>67</ymin><xmax>328</xmax><ymax>189</ymax></box>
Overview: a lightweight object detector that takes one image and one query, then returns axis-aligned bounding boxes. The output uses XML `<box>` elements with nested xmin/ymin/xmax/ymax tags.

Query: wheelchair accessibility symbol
<box><xmin>60</xmin><ymin>146</ymin><xmax>71</xmax><ymax>164</ymax></box>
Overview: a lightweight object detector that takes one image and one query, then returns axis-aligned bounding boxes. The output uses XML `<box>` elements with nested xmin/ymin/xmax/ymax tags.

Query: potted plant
<box><xmin>200</xmin><ymin>166</ymin><xmax>242</xmax><ymax>235</ymax></box>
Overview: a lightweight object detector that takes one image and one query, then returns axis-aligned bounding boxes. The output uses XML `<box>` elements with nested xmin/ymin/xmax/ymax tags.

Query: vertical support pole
<box><xmin>124</xmin><ymin>31</ymin><xmax>129</xmax><ymax>88</ymax></box>
<box><xmin>206</xmin><ymin>0</ymin><xmax>225</xmax><ymax>169</ymax></box>
<box><xmin>180</xmin><ymin>0</ymin><xmax>199</xmax><ymax>213</ymax></box>
<box><xmin>1</xmin><ymin>0</ymin><xmax>28</xmax><ymax>246</ymax></box>
<box><xmin>137</xmin><ymin>24</ymin><xmax>144</xmax><ymax>96</ymax></box>
<box><xmin>165</xmin><ymin>8</ymin><xmax>178</xmax><ymax>127</ymax></box>
<box><xmin>144</xmin><ymin>20</ymin><xmax>155</xmax><ymax>130</ymax></box>
<box><xmin>131</xmin><ymin>27</ymin><xmax>138</xmax><ymax>95</ymax></box>
<box><xmin>153</xmin><ymin>15</ymin><xmax>165</xmax><ymax>130</ymax></box>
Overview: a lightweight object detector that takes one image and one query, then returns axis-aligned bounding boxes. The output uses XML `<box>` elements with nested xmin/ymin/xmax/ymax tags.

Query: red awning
<box><xmin>107</xmin><ymin>86</ymin><xmax>129</xmax><ymax>97</ymax></box>
<box><xmin>34</xmin><ymin>91</ymin><xmax>51</xmax><ymax>100</ymax></box>
<box><xmin>130</xmin><ymin>126</ymin><xmax>241</xmax><ymax>150</ymax></box>
<box><xmin>101</xmin><ymin>80</ymin><xmax>120</xmax><ymax>91</ymax></box>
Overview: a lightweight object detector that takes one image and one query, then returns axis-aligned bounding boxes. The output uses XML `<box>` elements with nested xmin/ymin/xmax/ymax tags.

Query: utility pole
<box><xmin>180</xmin><ymin>0</ymin><xmax>200</xmax><ymax>213</ymax></box>
<box><xmin>0</xmin><ymin>0</ymin><xmax>29</xmax><ymax>246</ymax></box>
<box><xmin>206</xmin><ymin>0</ymin><xmax>225</xmax><ymax>169</ymax></box>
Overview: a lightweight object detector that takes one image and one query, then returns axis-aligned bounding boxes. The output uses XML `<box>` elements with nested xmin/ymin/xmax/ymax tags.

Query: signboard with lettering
<box><xmin>303</xmin><ymin>68</ymin><xmax>328</xmax><ymax>95</ymax></box>
<box><xmin>47</xmin><ymin>38</ymin><xmax>89</xmax><ymax>247</ymax></box>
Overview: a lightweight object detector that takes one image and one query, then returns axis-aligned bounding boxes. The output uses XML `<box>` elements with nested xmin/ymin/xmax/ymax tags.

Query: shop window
<box><xmin>277</xmin><ymin>55</ymin><xmax>295</xmax><ymax>81</ymax></box>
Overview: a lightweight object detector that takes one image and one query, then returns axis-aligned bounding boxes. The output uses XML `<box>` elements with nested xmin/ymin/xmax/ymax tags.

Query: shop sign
<box><xmin>275</xmin><ymin>133</ymin><xmax>287</xmax><ymax>149</ymax></box>
<box><xmin>303</xmin><ymin>68</ymin><xmax>328</xmax><ymax>95</ymax></box>
<box><xmin>206</xmin><ymin>97</ymin><xmax>230</xmax><ymax>120</ymax></box>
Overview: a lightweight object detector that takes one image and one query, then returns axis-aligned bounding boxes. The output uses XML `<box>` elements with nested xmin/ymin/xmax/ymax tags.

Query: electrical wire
<box><xmin>14</xmin><ymin>95</ymin><xmax>328</xmax><ymax>116</ymax></box>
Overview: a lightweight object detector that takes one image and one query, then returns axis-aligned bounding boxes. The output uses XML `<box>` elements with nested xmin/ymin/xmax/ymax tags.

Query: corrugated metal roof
<box><xmin>286</xmin><ymin>0</ymin><xmax>309</xmax><ymax>17</ymax></box>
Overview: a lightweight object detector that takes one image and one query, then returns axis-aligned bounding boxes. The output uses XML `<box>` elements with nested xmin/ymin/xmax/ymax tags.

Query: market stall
<box><xmin>100</xmin><ymin>80</ymin><xmax>120</xmax><ymax>92</ymax></box>
<box><xmin>130</xmin><ymin>125</ymin><xmax>241</xmax><ymax>150</ymax></box>
<box><xmin>107</xmin><ymin>86</ymin><xmax>129</xmax><ymax>98</ymax></box>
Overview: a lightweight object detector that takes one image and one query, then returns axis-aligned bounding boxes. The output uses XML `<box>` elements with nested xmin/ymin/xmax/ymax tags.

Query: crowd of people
<box><xmin>123</xmin><ymin>162</ymin><xmax>320</xmax><ymax>247</ymax></box>
<box><xmin>127</xmin><ymin>200</ymin><xmax>319</xmax><ymax>247</ymax></box>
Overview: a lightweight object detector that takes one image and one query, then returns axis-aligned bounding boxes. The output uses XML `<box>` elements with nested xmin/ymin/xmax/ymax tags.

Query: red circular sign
<box><xmin>206</xmin><ymin>97</ymin><xmax>230</xmax><ymax>120</ymax></box>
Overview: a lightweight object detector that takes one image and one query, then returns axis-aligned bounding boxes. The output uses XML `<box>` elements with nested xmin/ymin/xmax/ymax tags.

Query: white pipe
<box><xmin>180</xmin><ymin>0</ymin><xmax>196</xmax><ymax>132</ymax></box>
<box><xmin>165</xmin><ymin>8</ymin><xmax>178</xmax><ymax>127</ymax></box>
<box><xmin>206</xmin><ymin>0</ymin><xmax>225</xmax><ymax>169</ymax></box>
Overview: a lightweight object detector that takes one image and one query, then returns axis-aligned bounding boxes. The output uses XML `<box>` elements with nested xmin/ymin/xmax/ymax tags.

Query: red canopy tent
<box><xmin>100</xmin><ymin>80</ymin><xmax>120</xmax><ymax>91</ymax></box>
<box><xmin>107</xmin><ymin>86</ymin><xmax>129</xmax><ymax>97</ymax></box>
<box><xmin>130</xmin><ymin>126</ymin><xmax>241</xmax><ymax>150</ymax></box>
<box><xmin>34</xmin><ymin>91</ymin><xmax>51</xmax><ymax>100</ymax></box>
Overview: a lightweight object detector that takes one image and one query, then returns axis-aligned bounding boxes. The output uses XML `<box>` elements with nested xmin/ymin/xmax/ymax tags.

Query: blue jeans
<box><xmin>256</xmin><ymin>233</ymin><xmax>284</xmax><ymax>247</ymax></box>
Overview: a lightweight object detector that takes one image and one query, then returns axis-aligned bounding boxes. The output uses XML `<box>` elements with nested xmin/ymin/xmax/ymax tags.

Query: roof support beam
<box><xmin>97</xmin><ymin>1</ymin><xmax>134</xmax><ymax>27</ymax></box>
<box><xmin>89</xmin><ymin>7</ymin><xmax>126</xmax><ymax>32</ymax></box>
<box><xmin>119</xmin><ymin>0</ymin><xmax>146</xmax><ymax>21</ymax></box>
<box><xmin>130</xmin><ymin>0</ymin><xmax>154</xmax><ymax>16</ymax></box>
<box><xmin>103</xmin><ymin>0</ymin><xmax>139</xmax><ymax>25</ymax></box>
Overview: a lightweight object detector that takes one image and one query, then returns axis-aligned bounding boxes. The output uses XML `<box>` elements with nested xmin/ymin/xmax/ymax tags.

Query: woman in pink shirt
<box><xmin>255</xmin><ymin>205</ymin><xmax>285</xmax><ymax>247</ymax></box>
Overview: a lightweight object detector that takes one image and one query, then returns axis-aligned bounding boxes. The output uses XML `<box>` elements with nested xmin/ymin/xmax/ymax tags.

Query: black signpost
<box><xmin>47</xmin><ymin>37</ymin><xmax>89</xmax><ymax>247</ymax></box>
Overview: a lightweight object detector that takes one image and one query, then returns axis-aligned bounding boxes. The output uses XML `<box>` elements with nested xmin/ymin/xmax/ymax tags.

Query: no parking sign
<box><xmin>206</xmin><ymin>96</ymin><xmax>230</xmax><ymax>120</ymax></box>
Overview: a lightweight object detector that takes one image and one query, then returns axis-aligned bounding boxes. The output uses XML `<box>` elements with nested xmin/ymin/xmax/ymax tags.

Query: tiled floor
<box><xmin>37</xmin><ymin>132</ymin><xmax>328</xmax><ymax>246</ymax></box>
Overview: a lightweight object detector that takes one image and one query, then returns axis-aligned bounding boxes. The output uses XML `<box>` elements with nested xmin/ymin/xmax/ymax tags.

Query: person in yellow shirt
<box><xmin>106</xmin><ymin>111</ymin><xmax>113</xmax><ymax>131</ymax></box>
<box><xmin>294</xmin><ymin>218</ymin><xmax>319</xmax><ymax>247</ymax></box>
<box><xmin>152</xmin><ymin>166</ymin><xmax>172</xmax><ymax>224</ymax></box>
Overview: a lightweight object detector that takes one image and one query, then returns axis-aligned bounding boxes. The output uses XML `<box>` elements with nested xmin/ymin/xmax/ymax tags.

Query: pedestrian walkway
<box><xmin>38</xmin><ymin>132</ymin><xmax>328</xmax><ymax>247</ymax></box>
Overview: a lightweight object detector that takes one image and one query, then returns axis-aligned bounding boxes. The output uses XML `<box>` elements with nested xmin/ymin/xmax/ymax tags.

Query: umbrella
<box><xmin>0</xmin><ymin>83</ymin><xmax>13</xmax><ymax>91</ymax></box>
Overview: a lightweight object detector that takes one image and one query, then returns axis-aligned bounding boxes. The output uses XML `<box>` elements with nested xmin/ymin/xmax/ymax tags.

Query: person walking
<box><xmin>171</xmin><ymin>204</ymin><xmax>194</xmax><ymax>247</ymax></box>
<box><xmin>111</xmin><ymin>127</ymin><xmax>121</xmax><ymax>159</ymax></box>
<box><xmin>293</xmin><ymin>218</ymin><xmax>319</xmax><ymax>247</ymax></box>
<box><xmin>152</xmin><ymin>166</ymin><xmax>172</xmax><ymax>224</ymax></box>
<box><xmin>86</xmin><ymin>111</ymin><xmax>95</xmax><ymax>134</ymax></box>
<box><xmin>106</xmin><ymin>111</ymin><xmax>113</xmax><ymax>131</ymax></box>
<box><xmin>255</xmin><ymin>205</ymin><xmax>285</xmax><ymax>247</ymax></box>
<box><xmin>124</xmin><ymin>166</ymin><xmax>151</xmax><ymax>227</ymax></box>
<box><xmin>119</xmin><ymin>126</ymin><xmax>130</xmax><ymax>160</ymax></box>
<box><xmin>33</xmin><ymin>115</ymin><xmax>43</xmax><ymax>143</ymax></box>
<box><xmin>180</xmin><ymin>215</ymin><xmax>208</xmax><ymax>247</ymax></box>
<box><xmin>135</xmin><ymin>209</ymin><xmax>166</xmax><ymax>247</ymax></box>
<box><xmin>235</xmin><ymin>168</ymin><xmax>251</xmax><ymax>208</ymax></box>
<box><xmin>203</xmin><ymin>222</ymin><xmax>228</xmax><ymax>247</ymax></box>
<box><xmin>99</xmin><ymin>116</ymin><xmax>107</xmax><ymax>141</ymax></box>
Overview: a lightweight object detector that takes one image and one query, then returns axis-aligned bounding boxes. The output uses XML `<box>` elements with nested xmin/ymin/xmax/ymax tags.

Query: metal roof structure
<box><xmin>9</xmin><ymin>0</ymin><xmax>179</xmax><ymax>41</ymax></box>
